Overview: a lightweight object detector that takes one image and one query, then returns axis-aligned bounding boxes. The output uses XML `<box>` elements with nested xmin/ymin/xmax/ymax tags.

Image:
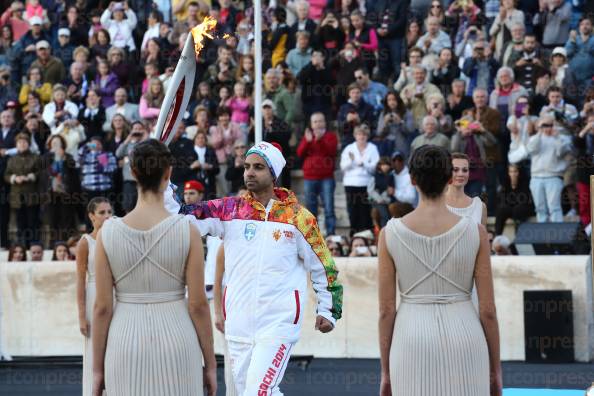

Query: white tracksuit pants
<box><xmin>227</xmin><ymin>340</ymin><xmax>295</xmax><ymax>396</ymax></box>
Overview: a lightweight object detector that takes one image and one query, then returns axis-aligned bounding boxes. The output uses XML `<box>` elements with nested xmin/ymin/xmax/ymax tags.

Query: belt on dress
<box><xmin>400</xmin><ymin>293</ymin><xmax>471</xmax><ymax>304</ymax></box>
<box><xmin>116</xmin><ymin>290</ymin><xmax>185</xmax><ymax>304</ymax></box>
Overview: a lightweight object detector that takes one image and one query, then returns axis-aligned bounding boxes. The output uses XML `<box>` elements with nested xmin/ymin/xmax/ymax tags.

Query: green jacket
<box><xmin>267</xmin><ymin>86</ymin><xmax>298</xmax><ymax>126</ymax></box>
<box><xmin>4</xmin><ymin>150</ymin><xmax>41</xmax><ymax>208</ymax></box>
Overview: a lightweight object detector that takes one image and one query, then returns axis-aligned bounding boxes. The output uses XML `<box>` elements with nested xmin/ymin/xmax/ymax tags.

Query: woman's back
<box><xmin>100</xmin><ymin>214</ymin><xmax>204</xmax><ymax>396</ymax></box>
<box><xmin>384</xmin><ymin>215</ymin><xmax>490</xmax><ymax>396</ymax></box>
<box><xmin>102</xmin><ymin>215</ymin><xmax>189</xmax><ymax>296</ymax></box>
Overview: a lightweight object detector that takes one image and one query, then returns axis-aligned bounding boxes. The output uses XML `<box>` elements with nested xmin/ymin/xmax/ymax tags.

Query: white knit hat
<box><xmin>246</xmin><ymin>142</ymin><xmax>286</xmax><ymax>180</ymax></box>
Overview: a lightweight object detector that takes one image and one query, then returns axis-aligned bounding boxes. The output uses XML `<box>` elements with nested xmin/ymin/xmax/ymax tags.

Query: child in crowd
<box><xmin>52</xmin><ymin>241</ymin><xmax>70</xmax><ymax>261</ymax></box>
<box><xmin>368</xmin><ymin>157</ymin><xmax>395</xmax><ymax>234</ymax></box>
<box><xmin>225</xmin><ymin>81</ymin><xmax>251</xmax><ymax>133</ymax></box>
<box><xmin>75</xmin><ymin>197</ymin><xmax>112</xmax><ymax>396</ymax></box>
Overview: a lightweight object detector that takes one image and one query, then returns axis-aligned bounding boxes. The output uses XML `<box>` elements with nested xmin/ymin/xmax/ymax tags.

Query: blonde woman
<box><xmin>139</xmin><ymin>77</ymin><xmax>164</xmax><ymax>127</ymax></box>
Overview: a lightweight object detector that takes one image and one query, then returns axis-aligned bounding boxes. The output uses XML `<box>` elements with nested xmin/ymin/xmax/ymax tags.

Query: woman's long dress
<box><xmin>82</xmin><ymin>234</ymin><xmax>96</xmax><ymax>396</ymax></box>
<box><xmin>385</xmin><ymin>216</ymin><xmax>490</xmax><ymax>396</ymax></box>
<box><xmin>101</xmin><ymin>215</ymin><xmax>203</xmax><ymax>396</ymax></box>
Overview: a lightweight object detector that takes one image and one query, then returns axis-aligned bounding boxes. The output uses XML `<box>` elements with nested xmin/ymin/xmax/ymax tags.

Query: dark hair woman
<box><xmin>378</xmin><ymin>145</ymin><xmax>501</xmax><ymax>396</ymax></box>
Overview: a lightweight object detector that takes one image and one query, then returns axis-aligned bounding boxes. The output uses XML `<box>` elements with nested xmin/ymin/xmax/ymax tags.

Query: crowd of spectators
<box><xmin>1</xmin><ymin>0</ymin><xmax>594</xmax><ymax>258</ymax></box>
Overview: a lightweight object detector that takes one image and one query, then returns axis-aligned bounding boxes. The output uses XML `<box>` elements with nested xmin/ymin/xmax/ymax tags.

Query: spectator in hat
<box><xmin>1</xmin><ymin>2</ymin><xmax>30</xmax><ymax>42</ymax></box>
<box><xmin>410</xmin><ymin>115</ymin><xmax>450</xmax><ymax>153</ymax></box>
<box><xmin>30</xmin><ymin>40</ymin><xmax>66</xmax><ymax>85</ymax></box>
<box><xmin>183</xmin><ymin>179</ymin><xmax>205</xmax><ymax>206</ymax></box>
<box><xmin>550</xmin><ymin>47</ymin><xmax>569</xmax><ymax>87</ymax></box>
<box><xmin>191</xmin><ymin>130</ymin><xmax>219</xmax><ymax>199</ymax></box>
<box><xmin>53</xmin><ymin>28</ymin><xmax>75</xmax><ymax>70</ymax></box>
<box><xmin>225</xmin><ymin>139</ymin><xmax>247</xmax><ymax>195</ymax></box>
<box><xmin>15</xmin><ymin>15</ymin><xmax>50</xmax><ymax>77</ymax></box>
<box><xmin>4</xmin><ymin>132</ymin><xmax>41</xmax><ymax>246</ymax></box>
<box><xmin>565</xmin><ymin>16</ymin><xmax>594</xmax><ymax>85</ymax></box>
<box><xmin>100</xmin><ymin>1</ymin><xmax>138</xmax><ymax>52</ymax></box>
<box><xmin>102</xmin><ymin>88</ymin><xmax>140</xmax><ymax>133</ymax></box>
<box><xmin>297</xmin><ymin>112</ymin><xmax>338</xmax><ymax>236</ymax></box>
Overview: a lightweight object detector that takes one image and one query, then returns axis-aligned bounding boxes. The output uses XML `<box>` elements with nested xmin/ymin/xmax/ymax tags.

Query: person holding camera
<box><xmin>513</xmin><ymin>34</ymin><xmax>546</xmax><ymax>94</ymax></box>
<box><xmin>0</xmin><ymin>2</ymin><xmax>29</xmax><ymax>42</ymax></box>
<box><xmin>527</xmin><ymin>115</ymin><xmax>572</xmax><ymax>223</ymax></box>
<box><xmin>488</xmin><ymin>0</ymin><xmax>524</xmax><ymax>61</ymax></box>
<box><xmin>376</xmin><ymin>91</ymin><xmax>416</xmax><ymax>158</ymax></box>
<box><xmin>539</xmin><ymin>86</ymin><xmax>578</xmax><ymax>135</ymax></box>
<box><xmin>462</xmin><ymin>40</ymin><xmax>499</xmax><ymax>96</ymax></box>
<box><xmin>42</xmin><ymin>84</ymin><xmax>79</xmax><ymax>134</ymax></box>
<box><xmin>400</xmin><ymin>65</ymin><xmax>442</xmax><ymax>130</ymax></box>
<box><xmin>100</xmin><ymin>1</ymin><xmax>138</xmax><ymax>52</ymax></box>
<box><xmin>115</xmin><ymin>121</ymin><xmax>147</xmax><ymax>213</ymax></box>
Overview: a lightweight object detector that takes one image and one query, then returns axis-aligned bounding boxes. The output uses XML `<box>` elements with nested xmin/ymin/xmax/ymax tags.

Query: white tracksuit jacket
<box><xmin>166</xmin><ymin>186</ymin><xmax>343</xmax><ymax>344</ymax></box>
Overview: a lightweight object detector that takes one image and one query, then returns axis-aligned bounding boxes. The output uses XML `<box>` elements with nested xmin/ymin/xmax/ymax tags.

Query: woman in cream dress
<box><xmin>91</xmin><ymin>140</ymin><xmax>216</xmax><ymax>396</ymax></box>
<box><xmin>378</xmin><ymin>146</ymin><xmax>502</xmax><ymax>396</ymax></box>
<box><xmin>446</xmin><ymin>152</ymin><xmax>487</xmax><ymax>226</ymax></box>
<box><xmin>76</xmin><ymin>197</ymin><xmax>112</xmax><ymax>396</ymax></box>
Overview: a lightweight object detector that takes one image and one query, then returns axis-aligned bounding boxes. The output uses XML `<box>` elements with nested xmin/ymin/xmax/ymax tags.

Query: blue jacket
<box><xmin>565</xmin><ymin>35</ymin><xmax>594</xmax><ymax>83</ymax></box>
<box><xmin>462</xmin><ymin>56</ymin><xmax>499</xmax><ymax>95</ymax></box>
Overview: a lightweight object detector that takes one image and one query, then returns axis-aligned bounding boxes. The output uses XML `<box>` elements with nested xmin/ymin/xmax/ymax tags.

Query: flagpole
<box><xmin>254</xmin><ymin>0</ymin><xmax>263</xmax><ymax>143</ymax></box>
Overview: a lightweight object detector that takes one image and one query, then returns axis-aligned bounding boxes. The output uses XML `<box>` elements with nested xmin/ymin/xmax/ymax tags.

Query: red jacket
<box><xmin>297</xmin><ymin>131</ymin><xmax>338</xmax><ymax>180</ymax></box>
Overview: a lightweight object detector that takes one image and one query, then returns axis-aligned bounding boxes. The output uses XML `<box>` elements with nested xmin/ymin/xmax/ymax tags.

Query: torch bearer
<box><xmin>154</xmin><ymin>17</ymin><xmax>217</xmax><ymax>146</ymax></box>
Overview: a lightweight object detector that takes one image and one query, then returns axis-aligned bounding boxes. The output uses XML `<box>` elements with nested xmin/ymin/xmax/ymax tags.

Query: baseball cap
<box><xmin>184</xmin><ymin>180</ymin><xmax>204</xmax><ymax>192</ymax></box>
<box><xmin>391</xmin><ymin>150</ymin><xmax>404</xmax><ymax>160</ymax></box>
<box><xmin>58</xmin><ymin>28</ymin><xmax>71</xmax><ymax>37</ymax></box>
<box><xmin>551</xmin><ymin>47</ymin><xmax>567</xmax><ymax>58</ymax></box>
<box><xmin>262</xmin><ymin>99</ymin><xmax>275</xmax><ymax>110</ymax></box>
<box><xmin>36</xmin><ymin>40</ymin><xmax>50</xmax><ymax>50</ymax></box>
<box><xmin>29</xmin><ymin>16</ymin><xmax>42</xmax><ymax>26</ymax></box>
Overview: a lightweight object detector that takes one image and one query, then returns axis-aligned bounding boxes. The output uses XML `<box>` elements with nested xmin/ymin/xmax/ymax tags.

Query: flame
<box><xmin>190</xmin><ymin>16</ymin><xmax>217</xmax><ymax>55</ymax></box>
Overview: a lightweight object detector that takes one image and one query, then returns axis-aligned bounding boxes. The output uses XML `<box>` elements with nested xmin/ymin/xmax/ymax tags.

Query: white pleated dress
<box><xmin>385</xmin><ymin>216</ymin><xmax>490</xmax><ymax>396</ymax></box>
<box><xmin>101</xmin><ymin>215</ymin><xmax>203</xmax><ymax>396</ymax></box>
<box><xmin>82</xmin><ymin>234</ymin><xmax>96</xmax><ymax>396</ymax></box>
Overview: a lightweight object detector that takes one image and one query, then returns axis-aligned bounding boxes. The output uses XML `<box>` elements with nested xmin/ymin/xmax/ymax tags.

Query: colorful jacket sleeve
<box><xmin>295</xmin><ymin>208</ymin><xmax>343</xmax><ymax>325</ymax></box>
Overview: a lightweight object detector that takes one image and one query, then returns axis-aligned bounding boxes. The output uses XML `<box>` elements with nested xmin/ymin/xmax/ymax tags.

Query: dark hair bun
<box><xmin>130</xmin><ymin>139</ymin><xmax>173</xmax><ymax>193</ymax></box>
<box><xmin>409</xmin><ymin>145</ymin><xmax>452</xmax><ymax>199</ymax></box>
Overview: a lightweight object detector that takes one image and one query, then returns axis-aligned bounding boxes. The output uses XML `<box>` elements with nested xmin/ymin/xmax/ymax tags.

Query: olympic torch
<box><xmin>154</xmin><ymin>17</ymin><xmax>217</xmax><ymax>146</ymax></box>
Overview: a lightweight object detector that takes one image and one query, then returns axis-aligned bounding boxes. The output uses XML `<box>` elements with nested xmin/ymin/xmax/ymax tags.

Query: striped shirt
<box><xmin>79</xmin><ymin>150</ymin><xmax>117</xmax><ymax>191</ymax></box>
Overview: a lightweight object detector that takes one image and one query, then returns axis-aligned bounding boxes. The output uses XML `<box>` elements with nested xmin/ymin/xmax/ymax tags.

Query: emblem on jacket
<box><xmin>244</xmin><ymin>223</ymin><xmax>257</xmax><ymax>241</ymax></box>
<box><xmin>272</xmin><ymin>229</ymin><xmax>281</xmax><ymax>241</ymax></box>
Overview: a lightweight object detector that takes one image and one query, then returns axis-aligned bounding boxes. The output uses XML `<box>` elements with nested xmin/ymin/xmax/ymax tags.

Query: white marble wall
<box><xmin>1</xmin><ymin>256</ymin><xmax>593</xmax><ymax>361</ymax></box>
